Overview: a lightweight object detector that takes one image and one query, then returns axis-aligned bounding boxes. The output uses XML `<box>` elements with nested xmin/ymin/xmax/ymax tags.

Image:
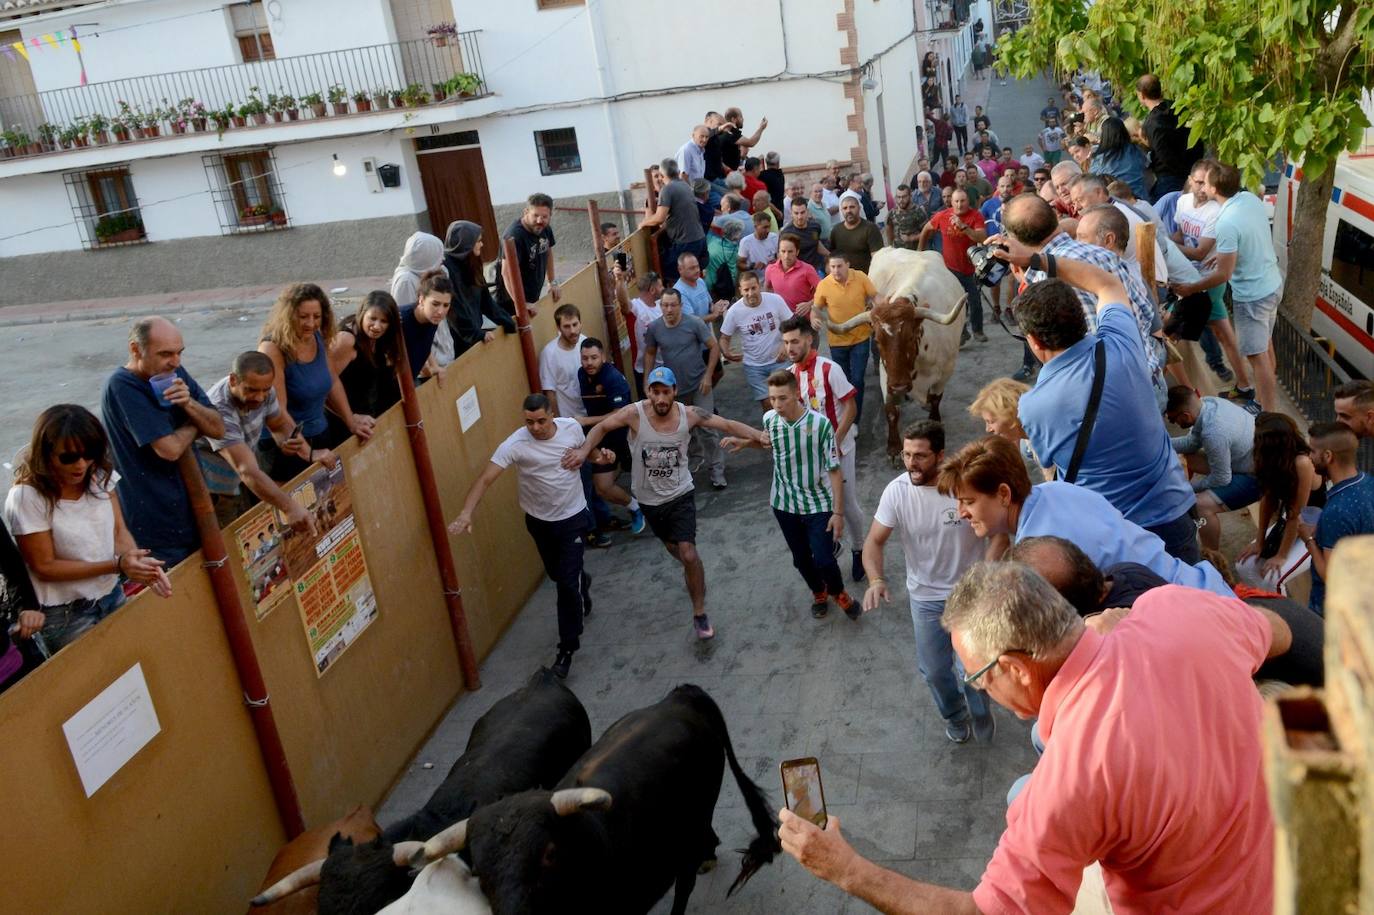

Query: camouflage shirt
<box><xmin>888</xmin><ymin>204</ymin><xmax>929</xmax><ymax>249</ymax></box>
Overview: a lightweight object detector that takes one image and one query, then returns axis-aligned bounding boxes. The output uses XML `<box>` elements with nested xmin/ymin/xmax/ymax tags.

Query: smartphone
<box><xmin>613</xmin><ymin>251</ymin><xmax>629</xmax><ymax>271</ymax></box>
<box><xmin>780</xmin><ymin>757</ymin><xmax>828</xmax><ymax>828</ymax></box>
<box><xmin>287</xmin><ymin>423</ymin><xmax>303</xmax><ymax>442</ymax></box>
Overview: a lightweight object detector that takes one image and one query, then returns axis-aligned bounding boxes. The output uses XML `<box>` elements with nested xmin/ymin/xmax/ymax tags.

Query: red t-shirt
<box><xmin>742</xmin><ymin>174</ymin><xmax>769</xmax><ymax>212</ymax></box>
<box><xmin>928</xmin><ymin>207</ymin><xmax>985</xmax><ymax>275</ymax></box>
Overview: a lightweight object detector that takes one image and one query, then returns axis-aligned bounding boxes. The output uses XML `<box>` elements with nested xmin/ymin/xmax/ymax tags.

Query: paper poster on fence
<box><xmin>235</xmin><ymin>504</ymin><xmax>292</xmax><ymax>620</ymax></box>
<box><xmin>278</xmin><ymin>462</ymin><xmax>378</xmax><ymax>676</ymax></box>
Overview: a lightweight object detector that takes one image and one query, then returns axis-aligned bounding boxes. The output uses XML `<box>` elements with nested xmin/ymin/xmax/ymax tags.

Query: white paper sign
<box><xmin>457</xmin><ymin>387</ymin><xmax>481</xmax><ymax>433</ymax></box>
<box><xmin>62</xmin><ymin>663</ymin><xmax>161</xmax><ymax>798</ymax></box>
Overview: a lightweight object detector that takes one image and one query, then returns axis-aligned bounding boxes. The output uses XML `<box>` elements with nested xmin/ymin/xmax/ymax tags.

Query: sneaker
<box><xmin>851</xmin><ymin>550</ymin><xmax>866</xmax><ymax>583</ymax></box>
<box><xmin>835</xmin><ymin>591</ymin><xmax>861</xmax><ymax>620</ymax></box>
<box><xmin>1012</xmin><ymin>365</ymin><xmax>1035</xmax><ymax>383</ymax></box>
<box><xmin>581</xmin><ymin>571</ymin><xmax>593</xmax><ymax>618</ymax></box>
<box><xmin>972</xmin><ymin>709</ymin><xmax>996</xmax><ymax>743</ymax></box>
<box><xmin>959</xmin><ymin>327</ymin><xmax>971</xmax><ymax>348</ymax></box>
<box><xmin>1219</xmin><ymin>385</ymin><xmax>1256</xmax><ymax>403</ymax></box>
<box><xmin>973</xmin><ymin>331</ymin><xmax>988</xmax><ymax>343</ymax></box>
<box><xmin>693</xmin><ymin>613</ymin><xmax>715</xmax><ymax>640</ymax></box>
<box><xmin>689</xmin><ymin>455</ymin><xmax>705</xmax><ymax>475</ymax></box>
<box><xmin>604</xmin><ymin>517</ymin><xmax>631</xmax><ymax>531</ymax></box>
<box><xmin>1211</xmin><ymin>363</ymin><xmax>1234</xmax><ymax>383</ymax></box>
<box><xmin>811</xmin><ymin>592</ymin><xmax>830</xmax><ymax>619</ymax></box>
<box><xmin>585</xmin><ymin>531</ymin><xmax>613</xmax><ymax>549</ymax></box>
<box><xmin>710</xmin><ymin>472</ymin><xmax>727</xmax><ymax>490</ymax></box>
<box><xmin>945</xmin><ymin>718</ymin><xmax>973</xmax><ymax>744</ymax></box>
<box><xmin>629</xmin><ymin>508</ymin><xmax>646</xmax><ymax>534</ymax></box>
<box><xmin>991</xmin><ymin>306</ymin><xmax>1003</xmax><ymax>324</ymax></box>
<box><xmin>551</xmin><ymin>650</ymin><xmax>573</xmax><ymax>680</ymax></box>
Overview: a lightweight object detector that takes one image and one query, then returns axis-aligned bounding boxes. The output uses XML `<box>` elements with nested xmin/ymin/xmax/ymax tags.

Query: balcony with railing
<box><xmin>924</xmin><ymin>0</ymin><xmax>972</xmax><ymax>32</ymax></box>
<box><xmin>0</xmin><ymin>31</ymin><xmax>488</xmax><ymax>160</ymax></box>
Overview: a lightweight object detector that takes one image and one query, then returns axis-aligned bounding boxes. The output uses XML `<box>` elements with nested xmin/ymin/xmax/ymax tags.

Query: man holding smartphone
<box><xmin>859</xmin><ymin>420</ymin><xmax>991</xmax><ymax>744</ymax></box>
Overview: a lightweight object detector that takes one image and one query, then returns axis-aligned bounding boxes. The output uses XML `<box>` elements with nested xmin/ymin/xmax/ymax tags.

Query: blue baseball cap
<box><xmin>646</xmin><ymin>366</ymin><xmax>677</xmax><ymax>388</ymax></box>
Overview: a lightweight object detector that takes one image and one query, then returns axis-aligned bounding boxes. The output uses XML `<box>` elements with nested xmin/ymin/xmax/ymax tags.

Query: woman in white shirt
<box><xmin>3</xmin><ymin>405</ymin><xmax>171</xmax><ymax>651</ymax></box>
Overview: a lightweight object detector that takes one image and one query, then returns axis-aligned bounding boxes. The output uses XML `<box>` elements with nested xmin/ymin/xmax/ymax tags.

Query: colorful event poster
<box><xmin>279</xmin><ymin>462</ymin><xmax>378</xmax><ymax>677</ymax></box>
<box><xmin>234</xmin><ymin>505</ymin><xmax>291</xmax><ymax>620</ymax></box>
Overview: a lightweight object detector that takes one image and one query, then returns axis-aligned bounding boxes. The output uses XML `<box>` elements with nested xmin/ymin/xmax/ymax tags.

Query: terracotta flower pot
<box><xmin>252</xmin><ymin>112</ymin><xmax>267</xmax><ymax>125</ymax></box>
<box><xmin>355</xmin><ymin>98</ymin><xmax>372</xmax><ymax>112</ymax></box>
<box><xmin>311</xmin><ymin>103</ymin><xmax>327</xmax><ymax>117</ymax></box>
<box><xmin>271</xmin><ymin>211</ymin><xmax>288</xmax><ymax>226</ymax></box>
<box><xmin>231</xmin><ymin>115</ymin><xmax>247</xmax><ymax>128</ymax></box>
<box><xmin>74</xmin><ymin>136</ymin><xmax>89</xmax><ymax>148</ymax></box>
<box><xmin>331</xmin><ymin>102</ymin><xmax>349</xmax><ymax>116</ymax></box>
<box><xmin>286</xmin><ymin>108</ymin><xmax>300</xmax><ymax>121</ymax></box>
<box><xmin>145</xmin><ymin>125</ymin><xmax>161</xmax><ymax>137</ymax></box>
<box><xmin>99</xmin><ymin>227</ymin><xmax>143</xmax><ymax>245</ymax></box>
<box><xmin>192</xmin><ymin>117</ymin><xmax>207</xmax><ymax>132</ymax></box>
<box><xmin>94</xmin><ymin>130</ymin><xmax>110</xmax><ymax>145</ymax></box>
<box><xmin>113</xmin><ymin>127</ymin><xmax>131</xmax><ymax>142</ymax></box>
<box><xmin>433</xmin><ymin>89</ymin><xmax>448</xmax><ymax>102</ymax></box>
<box><xmin>240</xmin><ymin>214</ymin><xmax>271</xmax><ymax>226</ymax></box>
<box><xmin>171</xmin><ymin>122</ymin><xmax>186</xmax><ymax>134</ymax></box>
<box><xmin>271</xmin><ymin>111</ymin><xmax>284</xmax><ymax>123</ymax></box>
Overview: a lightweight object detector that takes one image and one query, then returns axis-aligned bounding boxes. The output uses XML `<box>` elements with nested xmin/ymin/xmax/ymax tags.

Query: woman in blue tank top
<box><xmin>258</xmin><ymin>283</ymin><xmax>376</xmax><ymax>481</ymax></box>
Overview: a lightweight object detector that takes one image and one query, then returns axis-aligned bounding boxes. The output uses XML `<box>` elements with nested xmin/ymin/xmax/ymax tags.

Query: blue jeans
<box><xmin>1144</xmin><ymin>507</ymin><xmax>1202</xmax><ymax>565</ymax></box>
<box><xmin>910</xmin><ymin>597</ymin><xmax>990</xmax><ymax>724</ymax></box>
<box><xmin>1150</xmin><ymin>173</ymin><xmax>1185</xmax><ymax>202</ymax></box>
<box><xmin>773</xmin><ymin>509</ymin><xmax>844</xmax><ymax>595</ymax></box>
<box><xmin>41</xmin><ymin>580</ymin><xmax>126</xmax><ymax>651</ymax></box>
<box><xmin>1199</xmin><ymin>325</ymin><xmax>1226</xmax><ymax>371</ymax></box>
<box><xmin>829</xmin><ymin>338</ymin><xmax>871</xmax><ymax>422</ymax></box>
<box><xmin>953</xmin><ymin>270</ymin><xmax>983</xmax><ymax>334</ymax></box>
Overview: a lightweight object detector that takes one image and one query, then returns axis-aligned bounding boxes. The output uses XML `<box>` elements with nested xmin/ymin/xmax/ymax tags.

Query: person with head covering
<box><xmin>441</xmin><ymin>220</ymin><xmax>515</xmax><ymax>362</ymax></box>
<box><xmin>390</xmin><ymin>232</ymin><xmax>445</xmax><ymax>308</ymax></box>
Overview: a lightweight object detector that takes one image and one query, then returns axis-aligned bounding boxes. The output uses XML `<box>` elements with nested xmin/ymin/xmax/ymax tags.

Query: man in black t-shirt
<box><xmin>495</xmin><ymin>192</ymin><xmax>559</xmax><ymax>316</ymax></box>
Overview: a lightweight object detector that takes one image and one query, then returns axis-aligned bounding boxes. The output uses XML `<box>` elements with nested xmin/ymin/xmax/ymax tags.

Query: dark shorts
<box><xmin>589</xmin><ymin>438</ymin><xmax>632</xmax><ymax>474</ymax></box>
<box><xmin>640</xmin><ymin>491</ymin><xmax>697</xmax><ymax>544</ymax></box>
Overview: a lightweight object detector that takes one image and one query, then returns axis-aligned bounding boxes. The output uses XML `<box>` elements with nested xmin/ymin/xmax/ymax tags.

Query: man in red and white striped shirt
<box><xmin>782</xmin><ymin>313</ymin><xmax>868</xmax><ymax>582</ymax></box>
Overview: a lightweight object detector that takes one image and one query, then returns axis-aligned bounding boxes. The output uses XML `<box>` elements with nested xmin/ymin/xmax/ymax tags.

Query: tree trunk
<box><xmin>1281</xmin><ymin>161</ymin><xmax>1337</xmax><ymax>331</ymax></box>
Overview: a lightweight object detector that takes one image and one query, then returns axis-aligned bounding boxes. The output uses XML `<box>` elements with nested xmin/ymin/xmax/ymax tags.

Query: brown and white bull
<box><xmin>815</xmin><ymin>248</ymin><xmax>967</xmax><ymax>458</ymax></box>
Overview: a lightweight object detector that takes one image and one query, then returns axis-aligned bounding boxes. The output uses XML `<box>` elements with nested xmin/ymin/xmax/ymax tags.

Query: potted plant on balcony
<box><xmin>1</xmin><ymin>128</ymin><xmax>20</xmax><ymax>158</ymax></box>
<box><xmin>279</xmin><ymin>91</ymin><xmax>299</xmax><ymax>121</ymax></box>
<box><xmin>431</xmin><ymin>80</ymin><xmax>449</xmax><ymax>103</ymax></box>
<box><xmin>88</xmin><ymin>112</ymin><xmax>110</xmax><ymax>145</ymax></box>
<box><xmin>351</xmin><ymin>89</ymin><xmax>372</xmax><ymax>113</ymax></box>
<box><xmin>211</xmin><ymin>103</ymin><xmax>234</xmax><ymax>135</ymax></box>
<box><xmin>328</xmin><ymin>84</ymin><xmax>349</xmax><ymax>116</ymax></box>
<box><xmin>64</xmin><ymin>120</ymin><xmax>89</xmax><ymax>148</ymax></box>
<box><xmin>242</xmin><ymin>87</ymin><xmax>268</xmax><ymax>125</ymax></box>
<box><xmin>372</xmin><ymin>87</ymin><xmax>392</xmax><ymax>110</ymax></box>
<box><xmin>402</xmin><ymin>83</ymin><xmax>431</xmax><ymax>108</ymax></box>
<box><xmin>185</xmin><ymin>99</ymin><xmax>208</xmax><ymax>132</ymax></box>
<box><xmin>95</xmin><ymin>212</ymin><xmax>144</xmax><ymax>245</ymax></box>
<box><xmin>38</xmin><ymin>122</ymin><xmax>60</xmax><ymax>151</ymax></box>
<box><xmin>112</xmin><ymin>101</ymin><xmax>135</xmax><ymax>142</ymax></box>
<box><xmin>239</xmin><ymin>203</ymin><xmax>272</xmax><ymax>226</ymax></box>
<box><xmin>389</xmin><ymin>88</ymin><xmax>404</xmax><ymax>107</ymax></box>
<box><xmin>452</xmin><ymin>72</ymin><xmax>482</xmax><ymax>98</ymax></box>
<box><xmin>302</xmin><ymin>91</ymin><xmax>326</xmax><ymax>118</ymax></box>
<box><xmin>426</xmin><ymin>21</ymin><xmax>458</xmax><ymax>47</ymax></box>
<box><xmin>269</xmin><ymin>206</ymin><xmax>287</xmax><ymax>227</ymax></box>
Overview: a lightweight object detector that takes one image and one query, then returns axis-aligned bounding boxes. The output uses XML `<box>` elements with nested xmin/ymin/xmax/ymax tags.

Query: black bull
<box><xmin>413</xmin><ymin>684</ymin><xmax>782</xmax><ymax>915</ymax></box>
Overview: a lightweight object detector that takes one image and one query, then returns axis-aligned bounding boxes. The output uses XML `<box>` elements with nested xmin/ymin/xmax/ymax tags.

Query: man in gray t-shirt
<box><xmin>641</xmin><ymin>288</ymin><xmax>727</xmax><ymax>488</ymax></box>
<box><xmin>642</xmin><ymin>157</ymin><xmax>708</xmax><ymax>284</ymax></box>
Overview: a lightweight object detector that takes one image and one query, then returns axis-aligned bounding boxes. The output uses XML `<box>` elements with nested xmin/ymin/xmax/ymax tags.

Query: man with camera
<box><xmin>917</xmin><ymin>188</ymin><xmax>988</xmax><ymax>343</ymax></box>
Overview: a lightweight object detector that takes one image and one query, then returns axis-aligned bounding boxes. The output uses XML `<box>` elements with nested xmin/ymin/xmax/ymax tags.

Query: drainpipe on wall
<box><xmin>177</xmin><ymin>452</ymin><xmax>306</xmax><ymax>838</ymax></box>
<box><xmin>584</xmin><ymin>3</ymin><xmax>632</xmax><ymax>232</ymax></box>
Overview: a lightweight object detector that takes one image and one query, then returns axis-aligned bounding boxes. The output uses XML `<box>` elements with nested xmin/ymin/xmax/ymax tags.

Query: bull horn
<box><xmin>911</xmin><ymin>293</ymin><xmax>967</xmax><ymax>325</ymax></box>
<box><xmin>814</xmin><ymin>307</ymin><xmax>873</xmax><ymax>335</ymax></box>
<box><xmin>550</xmin><ymin>787</ymin><xmax>613</xmax><ymax>816</ymax></box>
<box><xmin>392</xmin><ymin>841</ymin><xmax>425</xmax><ymax>868</ymax></box>
<box><xmin>413</xmin><ymin>818</ymin><xmax>468</xmax><ymax>867</ymax></box>
<box><xmin>249</xmin><ymin>859</ymin><xmax>324</xmax><ymax>906</ymax></box>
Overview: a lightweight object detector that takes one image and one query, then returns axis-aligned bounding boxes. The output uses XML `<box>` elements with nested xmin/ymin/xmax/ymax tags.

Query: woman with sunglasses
<box><xmin>3</xmin><ymin>405</ymin><xmax>172</xmax><ymax>651</ymax></box>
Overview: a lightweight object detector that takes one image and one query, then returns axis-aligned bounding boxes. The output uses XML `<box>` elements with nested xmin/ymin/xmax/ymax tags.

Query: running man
<box><xmin>561</xmin><ymin>366</ymin><xmax>764</xmax><ymax>639</ymax></box>
<box><xmin>449</xmin><ymin>394</ymin><xmax>614</xmax><ymax>680</ymax></box>
<box><xmin>723</xmin><ymin>370</ymin><xmax>858</xmax><ymax>619</ymax></box>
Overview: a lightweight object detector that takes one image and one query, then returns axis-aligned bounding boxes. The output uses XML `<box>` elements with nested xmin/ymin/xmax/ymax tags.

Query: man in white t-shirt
<box><xmin>860</xmin><ymin>420</ymin><xmax>992</xmax><ymax>745</ymax></box>
<box><xmin>738</xmin><ymin>213</ymin><xmax>780</xmax><ymax>273</ymax></box>
<box><xmin>1038</xmin><ymin>119</ymin><xmax>1065</xmax><ymax>165</ymax></box>
<box><xmin>449</xmin><ymin>393</ymin><xmax>615</xmax><ymax>680</ymax></box>
<box><xmin>1019</xmin><ymin>144</ymin><xmax>1046</xmax><ymax>174</ymax></box>
<box><xmin>538</xmin><ymin>303</ymin><xmax>588</xmax><ymax>419</ymax></box>
<box><xmin>720</xmin><ymin>270</ymin><xmax>793</xmax><ymax>411</ymax></box>
<box><xmin>617</xmin><ymin>270</ymin><xmax>664</xmax><ymax>396</ymax></box>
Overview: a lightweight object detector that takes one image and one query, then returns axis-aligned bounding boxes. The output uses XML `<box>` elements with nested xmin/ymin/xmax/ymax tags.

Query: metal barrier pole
<box><xmin>587</xmin><ymin>199</ymin><xmax>628</xmax><ymax>377</ymax></box>
<box><xmin>503</xmin><ymin>236</ymin><xmax>543</xmax><ymax>394</ymax></box>
<box><xmin>177</xmin><ymin>451</ymin><xmax>307</xmax><ymax>838</ymax></box>
<box><xmin>391</xmin><ymin>337</ymin><xmax>482</xmax><ymax>691</ymax></box>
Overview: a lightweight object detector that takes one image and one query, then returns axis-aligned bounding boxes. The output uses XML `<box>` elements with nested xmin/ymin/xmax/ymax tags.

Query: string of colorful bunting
<box><xmin>1</xmin><ymin>28</ymin><xmax>87</xmax><ymax>85</ymax></box>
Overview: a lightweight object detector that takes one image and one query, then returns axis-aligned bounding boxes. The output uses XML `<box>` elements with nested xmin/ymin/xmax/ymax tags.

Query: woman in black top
<box><xmin>328</xmin><ymin>291</ymin><xmax>403</xmax><ymax>436</ymax></box>
<box><xmin>442</xmin><ymin>220</ymin><xmax>515</xmax><ymax>361</ymax></box>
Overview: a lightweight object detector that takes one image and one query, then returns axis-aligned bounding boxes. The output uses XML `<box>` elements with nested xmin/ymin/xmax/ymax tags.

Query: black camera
<box><xmin>968</xmin><ymin>242</ymin><xmax>1009</xmax><ymax>287</ymax></box>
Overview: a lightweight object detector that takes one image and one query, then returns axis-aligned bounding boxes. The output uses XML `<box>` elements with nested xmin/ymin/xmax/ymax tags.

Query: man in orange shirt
<box><xmin>780</xmin><ymin>561</ymin><xmax>1283</xmax><ymax>914</ymax></box>
<box><xmin>812</xmin><ymin>252</ymin><xmax>878</xmax><ymax>422</ymax></box>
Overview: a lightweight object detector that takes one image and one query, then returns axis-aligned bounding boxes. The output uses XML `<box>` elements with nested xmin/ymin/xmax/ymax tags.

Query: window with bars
<box><xmin>203</xmin><ymin>149</ymin><xmax>289</xmax><ymax>234</ymax></box>
<box><xmin>534</xmin><ymin>127</ymin><xmax>581</xmax><ymax>176</ymax></box>
<box><xmin>62</xmin><ymin>166</ymin><xmax>146</xmax><ymax>249</ymax></box>
<box><xmin>230</xmin><ymin>1</ymin><xmax>275</xmax><ymax>62</ymax></box>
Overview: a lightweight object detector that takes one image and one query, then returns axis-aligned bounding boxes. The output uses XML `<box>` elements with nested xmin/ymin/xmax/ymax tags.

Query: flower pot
<box><xmin>286</xmin><ymin>108</ymin><xmax>300</xmax><ymax>121</ymax></box>
<box><xmin>270</xmin><ymin>211</ymin><xmax>288</xmax><ymax>226</ymax></box>
<box><xmin>98</xmin><ymin>227</ymin><xmax>143</xmax><ymax>245</ymax></box>
<box><xmin>1</xmin><ymin>147</ymin><xmax>13</xmax><ymax>159</ymax></box>
<box><xmin>27</xmin><ymin>142</ymin><xmax>42</xmax><ymax>155</ymax></box>
<box><xmin>145</xmin><ymin>125</ymin><xmax>161</xmax><ymax>138</ymax></box>
<box><xmin>240</xmin><ymin>214</ymin><xmax>271</xmax><ymax>226</ymax></box>
<box><xmin>171</xmin><ymin>122</ymin><xmax>186</xmax><ymax>134</ymax></box>
<box><xmin>373</xmin><ymin>96</ymin><xmax>390</xmax><ymax>110</ymax></box>
<box><xmin>74</xmin><ymin>136</ymin><xmax>89</xmax><ymax>148</ymax></box>
<box><xmin>93</xmin><ymin>130</ymin><xmax>110</xmax><ymax>145</ymax></box>
<box><xmin>459</xmin><ymin>89</ymin><xmax>475</xmax><ymax>98</ymax></box>
<box><xmin>271</xmin><ymin>111</ymin><xmax>284</xmax><ymax>123</ymax></box>
<box><xmin>113</xmin><ymin>128</ymin><xmax>131</xmax><ymax>142</ymax></box>
<box><xmin>310</xmin><ymin>103</ymin><xmax>327</xmax><ymax>117</ymax></box>
<box><xmin>231</xmin><ymin>115</ymin><xmax>247</xmax><ymax>128</ymax></box>
<box><xmin>430</xmin><ymin>36</ymin><xmax>449</xmax><ymax>48</ymax></box>
<box><xmin>59</xmin><ymin>137</ymin><xmax>73</xmax><ymax>149</ymax></box>
<box><xmin>355</xmin><ymin>98</ymin><xmax>372</xmax><ymax>112</ymax></box>
<box><xmin>390</xmin><ymin>95</ymin><xmax>403</xmax><ymax>107</ymax></box>
<box><xmin>252</xmin><ymin>112</ymin><xmax>267</xmax><ymax>125</ymax></box>
<box><xmin>192</xmin><ymin>117</ymin><xmax>207</xmax><ymax>132</ymax></box>
<box><xmin>331</xmin><ymin>102</ymin><xmax>349</xmax><ymax>116</ymax></box>
<box><xmin>433</xmin><ymin>89</ymin><xmax>447</xmax><ymax>102</ymax></box>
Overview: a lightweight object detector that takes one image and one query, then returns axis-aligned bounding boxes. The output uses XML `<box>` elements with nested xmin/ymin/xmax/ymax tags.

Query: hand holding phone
<box><xmin>781</xmin><ymin>757</ymin><xmax>828</xmax><ymax>828</ymax></box>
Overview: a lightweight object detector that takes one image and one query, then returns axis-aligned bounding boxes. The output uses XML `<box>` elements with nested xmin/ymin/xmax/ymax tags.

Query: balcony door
<box><xmin>414</xmin><ymin>131</ymin><xmax>498</xmax><ymax>257</ymax></box>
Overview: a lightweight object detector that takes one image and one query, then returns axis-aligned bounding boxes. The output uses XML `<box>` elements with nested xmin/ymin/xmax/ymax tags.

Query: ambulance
<box><xmin>1273</xmin><ymin>106</ymin><xmax>1374</xmax><ymax>380</ymax></box>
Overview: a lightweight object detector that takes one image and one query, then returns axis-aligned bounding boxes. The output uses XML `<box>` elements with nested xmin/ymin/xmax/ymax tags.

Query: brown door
<box><xmin>415</xmin><ymin>144</ymin><xmax>500</xmax><ymax>254</ymax></box>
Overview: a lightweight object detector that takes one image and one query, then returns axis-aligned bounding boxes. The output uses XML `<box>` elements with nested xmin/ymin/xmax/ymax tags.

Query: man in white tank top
<box><xmin>563</xmin><ymin>367</ymin><xmax>766</xmax><ymax>640</ymax></box>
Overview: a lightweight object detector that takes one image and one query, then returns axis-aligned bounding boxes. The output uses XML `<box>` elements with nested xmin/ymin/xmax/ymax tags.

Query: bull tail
<box><xmin>680</xmin><ymin>686</ymin><xmax>781</xmax><ymax>896</ymax></box>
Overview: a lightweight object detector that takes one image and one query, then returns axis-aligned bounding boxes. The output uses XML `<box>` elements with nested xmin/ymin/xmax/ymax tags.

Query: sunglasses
<box><xmin>56</xmin><ymin>451</ymin><xmax>91</xmax><ymax>465</ymax></box>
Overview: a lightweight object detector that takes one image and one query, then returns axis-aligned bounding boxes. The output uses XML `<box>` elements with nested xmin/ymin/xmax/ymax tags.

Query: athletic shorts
<box><xmin>1233</xmin><ymin>287</ymin><xmax>1282</xmax><ymax>356</ymax></box>
<box><xmin>1210</xmin><ymin>472</ymin><xmax>1263</xmax><ymax>511</ymax></box>
<box><xmin>743</xmin><ymin>360</ymin><xmax>789</xmax><ymax>400</ymax></box>
<box><xmin>1206</xmin><ymin>284</ymin><xmax>1228</xmax><ymax>322</ymax></box>
<box><xmin>640</xmin><ymin>491</ymin><xmax>697</xmax><ymax>544</ymax></box>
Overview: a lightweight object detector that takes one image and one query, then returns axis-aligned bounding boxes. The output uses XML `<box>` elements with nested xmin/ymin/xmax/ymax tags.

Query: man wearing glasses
<box><xmin>780</xmin><ymin>560</ymin><xmax>1287</xmax><ymax>914</ymax></box>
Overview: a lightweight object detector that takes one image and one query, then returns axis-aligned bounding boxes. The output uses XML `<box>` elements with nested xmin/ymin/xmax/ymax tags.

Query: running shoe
<box><xmin>693</xmin><ymin>613</ymin><xmax>715</xmax><ymax>640</ymax></box>
<box><xmin>551</xmin><ymin>650</ymin><xmax>573</xmax><ymax>680</ymax></box>
<box><xmin>811</xmin><ymin>592</ymin><xmax>830</xmax><ymax>619</ymax></box>
<box><xmin>1219</xmin><ymin>385</ymin><xmax>1256</xmax><ymax>403</ymax></box>
<box><xmin>851</xmin><ymin>550</ymin><xmax>866</xmax><ymax>583</ymax></box>
<box><xmin>945</xmin><ymin>718</ymin><xmax>972</xmax><ymax>744</ymax></box>
<box><xmin>973</xmin><ymin>331</ymin><xmax>988</xmax><ymax>343</ymax></box>
<box><xmin>1012</xmin><ymin>365</ymin><xmax>1035</xmax><ymax>382</ymax></box>
<box><xmin>836</xmin><ymin>591</ymin><xmax>861</xmax><ymax>621</ymax></box>
<box><xmin>585</xmin><ymin>531</ymin><xmax>613</xmax><ymax>549</ymax></box>
<box><xmin>629</xmin><ymin>508</ymin><xmax>646</xmax><ymax>534</ymax></box>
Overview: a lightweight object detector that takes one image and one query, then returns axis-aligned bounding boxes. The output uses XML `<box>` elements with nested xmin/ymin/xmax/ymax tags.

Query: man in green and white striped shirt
<box><xmin>724</xmin><ymin>369</ymin><xmax>858</xmax><ymax>619</ymax></box>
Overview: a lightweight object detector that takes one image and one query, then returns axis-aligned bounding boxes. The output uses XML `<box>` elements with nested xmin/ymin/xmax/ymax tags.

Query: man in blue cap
<box><xmin>563</xmin><ymin>366</ymin><xmax>766</xmax><ymax>640</ymax></box>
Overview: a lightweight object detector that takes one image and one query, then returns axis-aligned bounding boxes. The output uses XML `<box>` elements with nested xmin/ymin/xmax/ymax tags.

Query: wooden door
<box><xmin>415</xmin><ymin>144</ymin><xmax>500</xmax><ymax>255</ymax></box>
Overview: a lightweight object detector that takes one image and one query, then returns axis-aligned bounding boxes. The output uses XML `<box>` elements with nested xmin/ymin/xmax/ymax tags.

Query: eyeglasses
<box><xmin>56</xmin><ymin>451</ymin><xmax>91</xmax><ymax>465</ymax></box>
<box><xmin>963</xmin><ymin>648</ymin><xmax>1029</xmax><ymax>687</ymax></box>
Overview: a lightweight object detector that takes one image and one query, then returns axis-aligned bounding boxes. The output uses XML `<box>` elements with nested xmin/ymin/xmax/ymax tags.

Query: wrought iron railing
<box><xmin>1273</xmin><ymin>309</ymin><xmax>1374</xmax><ymax>470</ymax></box>
<box><xmin>0</xmin><ymin>32</ymin><xmax>486</xmax><ymax>159</ymax></box>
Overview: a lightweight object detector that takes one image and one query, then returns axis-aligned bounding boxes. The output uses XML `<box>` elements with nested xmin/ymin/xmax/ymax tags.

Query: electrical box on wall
<box><xmin>378</xmin><ymin>164</ymin><xmax>401</xmax><ymax>188</ymax></box>
<box><xmin>361</xmin><ymin>157</ymin><xmax>382</xmax><ymax>193</ymax></box>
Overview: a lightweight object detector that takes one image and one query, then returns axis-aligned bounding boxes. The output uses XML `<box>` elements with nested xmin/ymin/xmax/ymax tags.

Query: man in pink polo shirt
<box><xmin>765</xmin><ymin>233</ymin><xmax>821</xmax><ymax>320</ymax></box>
<box><xmin>779</xmin><ymin>560</ymin><xmax>1283</xmax><ymax>914</ymax></box>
